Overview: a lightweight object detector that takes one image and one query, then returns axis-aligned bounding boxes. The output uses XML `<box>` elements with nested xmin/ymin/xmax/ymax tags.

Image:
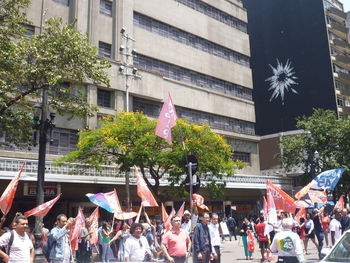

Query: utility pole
<box><xmin>118</xmin><ymin>27</ymin><xmax>141</xmax><ymax>210</ymax></box>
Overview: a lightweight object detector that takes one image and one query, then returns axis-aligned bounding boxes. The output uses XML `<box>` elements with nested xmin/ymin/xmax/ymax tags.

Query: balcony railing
<box><xmin>0</xmin><ymin>157</ymin><xmax>293</xmax><ymax>189</ymax></box>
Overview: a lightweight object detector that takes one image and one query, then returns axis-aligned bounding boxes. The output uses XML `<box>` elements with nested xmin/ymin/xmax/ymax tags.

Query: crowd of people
<box><xmin>0</xmin><ymin>206</ymin><xmax>349</xmax><ymax>263</ymax></box>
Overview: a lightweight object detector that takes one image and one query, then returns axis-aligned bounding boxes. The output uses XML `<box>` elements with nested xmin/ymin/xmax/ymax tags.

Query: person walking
<box><xmin>49</xmin><ymin>214</ymin><xmax>74</xmax><ymax>263</ymax></box>
<box><xmin>161</xmin><ymin>216</ymin><xmax>191</xmax><ymax>263</ymax></box>
<box><xmin>0</xmin><ymin>215</ymin><xmax>34</xmax><ymax>263</ymax></box>
<box><xmin>270</xmin><ymin>218</ymin><xmax>304</xmax><ymax>263</ymax></box>
<box><xmin>312</xmin><ymin>209</ymin><xmax>324</xmax><ymax>259</ymax></box>
<box><xmin>226</xmin><ymin>216</ymin><xmax>237</xmax><ymax>241</ymax></box>
<box><xmin>321</xmin><ymin>212</ymin><xmax>330</xmax><ymax>247</ymax></box>
<box><xmin>124</xmin><ymin>223</ymin><xmax>151</xmax><ymax>262</ymax></box>
<box><xmin>208</xmin><ymin>213</ymin><xmax>221</xmax><ymax>263</ymax></box>
<box><xmin>255</xmin><ymin>217</ymin><xmax>269</xmax><ymax>262</ymax></box>
<box><xmin>340</xmin><ymin>208</ymin><xmax>350</xmax><ymax>234</ymax></box>
<box><xmin>303</xmin><ymin>213</ymin><xmax>318</xmax><ymax>255</ymax></box>
<box><xmin>108</xmin><ymin>221</ymin><xmax>130</xmax><ymax>262</ymax></box>
<box><xmin>193</xmin><ymin>212</ymin><xmax>213</xmax><ymax>263</ymax></box>
<box><xmin>330</xmin><ymin>209</ymin><xmax>342</xmax><ymax>247</ymax></box>
<box><xmin>98</xmin><ymin>221</ymin><xmax>114</xmax><ymax>263</ymax></box>
<box><xmin>76</xmin><ymin>221</ymin><xmax>92</xmax><ymax>263</ymax></box>
<box><xmin>240</xmin><ymin>218</ymin><xmax>253</xmax><ymax>260</ymax></box>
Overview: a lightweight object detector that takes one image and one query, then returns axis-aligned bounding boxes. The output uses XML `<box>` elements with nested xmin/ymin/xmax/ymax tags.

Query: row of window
<box><xmin>334</xmin><ymin>64</ymin><xmax>350</xmax><ymax>74</ymax></box>
<box><xmin>132</xmin><ymin>97</ymin><xmax>255</xmax><ymax>135</ymax></box>
<box><xmin>175</xmin><ymin>0</ymin><xmax>247</xmax><ymax>33</ymax></box>
<box><xmin>336</xmin><ymin>81</ymin><xmax>350</xmax><ymax>91</ymax></box>
<box><xmin>336</xmin><ymin>96</ymin><xmax>350</xmax><ymax>107</ymax></box>
<box><xmin>133</xmin><ymin>54</ymin><xmax>252</xmax><ymax>101</ymax></box>
<box><xmin>233</xmin><ymin>151</ymin><xmax>251</xmax><ymax>165</ymax></box>
<box><xmin>134</xmin><ymin>13</ymin><xmax>249</xmax><ymax>68</ymax></box>
<box><xmin>53</xmin><ymin>0</ymin><xmax>113</xmax><ymax>17</ymax></box>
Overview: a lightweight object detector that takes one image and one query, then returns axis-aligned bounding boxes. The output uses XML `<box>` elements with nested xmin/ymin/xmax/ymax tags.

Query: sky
<box><xmin>339</xmin><ymin>0</ymin><xmax>350</xmax><ymax>12</ymax></box>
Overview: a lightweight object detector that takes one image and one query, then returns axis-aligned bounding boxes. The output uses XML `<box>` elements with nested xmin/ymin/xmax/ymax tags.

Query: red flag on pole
<box><xmin>295</xmin><ymin>206</ymin><xmax>306</xmax><ymax>221</ymax></box>
<box><xmin>308</xmin><ymin>190</ymin><xmax>327</xmax><ymax>204</ymax></box>
<box><xmin>176</xmin><ymin>202</ymin><xmax>185</xmax><ymax>218</ymax></box>
<box><xmin>135</xmin><ymin>168</ymin><xmax>158</xmax><ymax>207</ymax></box>
<box><xmin>266</xmin><ymin>180</ymin><xmax>296</xmax><ymax>213</ymax></box>
<box><xmin>334</xmin><ymin>195</ymin><xmax>344</xmax><ymax>210</ymax></box>
<box><xmin>161</xmin><ymin>203</ymin><xmax>169</xmax><ymax>223</ymax></box>
<box><xmin>0</xmin><ymin>162</ymin><xmax>26</xmax><ymax>215</ymax></box>
<box><xmin>86</xmin><ymin>207</ymin><xmax>99</xmax><ymax>244</ymax></box>
<box><xmin>70</xmin><ymin>207</ymin><xmax>86</xmax><ymax>251</ymax></box>
<box><xmin>247</xmin><ymin>230</ymin><xmax>255</xmax><ymax>253</ymax></box>
<box><xmin>24</xmin><ymin>194</ymin><xmax>61</xmax><ymax>217</ymax></box>
<box><xmin>192</xmin><ymin>194</ymin><xmax>209</xmax><ymax>211</ymax></box>
<box><xmin>155</xmin><ymin>94</ymin><xmax>177</xmax><ymax>143</ymax></box>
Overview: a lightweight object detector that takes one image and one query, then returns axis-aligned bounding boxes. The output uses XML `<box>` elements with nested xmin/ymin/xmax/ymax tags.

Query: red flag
<box><xmin>161</xmin><ymin>203</ymin><xmax>169</xmax><ymax>223</ymax></box>
<box><xmin>24</xmin><ymin>194</ymin><xmax>61</xmax><ymax>217</ymax></box>
<box><xmin>0</xmin><ymin>162</ymin><xmax>26</xmax><ymax>215</ymax></box>
<box><xmin>155</xmin><ymin>94</ymin><xmax>177</xmax><ymax>143</ymax></box>
<box><xmin>295</xmin><ymin>206</ymin><xmax>306</xmax><ymax>221</ymax></box>
<box><xmin>176</xmin><ymin>202</ymin><xmax>185</xmax><ymax>218</ymax></box>
<box><xmin>135</xmin><ymin>168</ymin><xmax>158</xmax><ymax>207</ymax></box>
<box><xmin>192</xmin><ymin>194</ymin><xmax>209</xmax><ymax>211</ymax></box>
<box><xmin>334</xmin><ymin>195</ymin><xmax>344</xmax><ymax>210</ymax></box>
<box><xmin>247</xmin><ymin>230</ymin><xmax>255</xmax><ymax>253</ymax></box>
<box><xmin>86</xmin><ymin>207</ymin><xmax>99</xmax><ymax>244</ymax></box>
<box><xmin>164</xmin><ymin>208</ymin><xmax>176</xmax><ymax>232</ymax></box>
<box><xmin>308</xmin><ymin>190</ymin><xmax>327</xmax><ymax>204</ymax></box>
<box><xmin>70</xmin><ymin>207</ymin><xmax>86</xmax><ymax>251</ymax></box>
<box><xmin>295</xmin><ymin>183</ymin><xmax>311</xmax><ymax>200</ymax></box>
<box><xmin>267</xmin><ymin>180</ymin><xmax>296</xmax><ymax>213</ymax></box>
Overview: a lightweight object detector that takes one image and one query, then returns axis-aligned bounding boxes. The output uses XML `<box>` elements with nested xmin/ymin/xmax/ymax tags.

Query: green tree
<box><xmin>61</xmin><ymin>112</ymin><xmax>246</xmax><ymax>201</ymax></box>
<box><xmin>0</xmin><ymin>8</ymin><xmax>110</xmax><ymax>146</ymax></box>
<box><xmin>280</xmin><ymin>109</ymin><xmax>350</xmax><ymax>197</ymax></box>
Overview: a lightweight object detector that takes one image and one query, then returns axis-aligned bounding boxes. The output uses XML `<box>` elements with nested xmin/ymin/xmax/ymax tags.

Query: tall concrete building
<box><xmin>244</xmin><ymin>0</ymin><xmax>350</xmax><ymax>177</ymax></box>
<box><xmin>0</xmin><ymin>0</ymin><xmax>293</xmax><ymax>221</ymax></box>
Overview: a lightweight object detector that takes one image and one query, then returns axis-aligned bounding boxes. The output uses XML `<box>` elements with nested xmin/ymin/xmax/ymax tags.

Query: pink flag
<box><xmin>104</xmin><ymin>189</ymin><xmax>122</xmax><ymax>213</ymax></box>
<box><xmin>135</xmin><ymin>168</ymin><xmax>158</xmax><ymax>207</ymax></box>
<box><xmin>86</xmin><ymin>207</ymin><xmax>99</xmax><ymax>244</ymax></box>
<box><xmin>264</xmin><ymin>187</ymin><xmax>277</xmax><ymax>236</ymax></box>
<box><xmin>192</xmin><ymin>194</ymin><xmax>209</xmax><ymax>211</ymax></box>
<box><xmin>334</xmin><ymin>195</ymin><xmax>344</xmax><ymax>210</ymax></box>
<box><xmin>70</xmin><ymin>207</ymin><xmax>86</xmax><ymax>251</ymax></box>
<box><xmin>161</xmin><ymin>203</ymin><xmax>169</xmax><ymax>223</ymax></box>
<box><xmin>308</xmin><ymin>190</ymin><xmax>327</xmax><ymax>204</ymax></box>
<box><xmin>24</xmin><ymin>194</ymin><xmax>61</xmax><ymax>217</ymax></box>
<box><xmin>0</xmin><ymin>162</ymin><xmax>26</xmax><ymax>215</ymax></box>
<box><xmin>176</xmin><ymin>202</ymin><xmax>185</xmax><ymax>218</ymax></box>
<box><xmin>155</xmin><ymin>94</ymin><xmax>177</xmax><ymax>143</ymax></box>
<box><xmin>164</xmin><ymin>208</ymin><xmax>176</xmax><ymax>232</ymax></box>
<box><xmin>263</xmin><ymin>197</ymin><xmax>268</xmax><ymax>221</ymax></box>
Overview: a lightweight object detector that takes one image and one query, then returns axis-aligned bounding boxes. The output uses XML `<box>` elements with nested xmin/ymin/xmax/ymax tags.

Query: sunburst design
<box><xmin>265</xmin><ymin>59</ymin><xmax>299</xmax><ymax>105</ymax></box>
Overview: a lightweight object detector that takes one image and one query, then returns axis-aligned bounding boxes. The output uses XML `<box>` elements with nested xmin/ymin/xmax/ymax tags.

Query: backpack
<box><xmin>0</xmin><ymin>231</ymin><xmax>15</xmax><ymax>263</ymax></box>
<box><xmin>43</xmin><ymin>233</ymin><xmax>56</xmax><ymax>261</ymax></box>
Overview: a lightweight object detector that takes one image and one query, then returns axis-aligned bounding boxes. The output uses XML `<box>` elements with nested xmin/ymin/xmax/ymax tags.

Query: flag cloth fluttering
<box><xmin>247</xmin><ymin>230</ymin><xmax>255</xmax><ymax>253</ymax></box>
<box><xmin>334</xmin><ymin>195</ymin><xmax>344</xmax><ymax>210</ymax></box>
<box><xmin>24</xmin><ymin>194</ymin><xmax>61</xmax><ymax>217</ymax></box>
<box><xmin>295</xmin><ymin>206</ymin><xmax>306</xmax><ymax>221</ymax></box>
<box><xmin>70</xmin><ymin>207</ymin><xmax>86</xmax><ymax>251</ymax></box>
<box><xmin>0</xmin><ymin>162</ymin><xmax>26</xmax><ymax>215</ymax></box>
<box><xmin>86</xmin><ymin>207</ymin><xmax>99</xmax><ymax>244</ymax></box>
<box><xmin>86</xmin><ymin>189</ymin><xmax>122</xmax><ymax>213</ymax></box>
<box><xmin>161</xmin><ymin>203</ymin><xmax>169</xmax><ymax>223</ymax></box>
<box><xmin>308</xmin><ymin>190</ymin><xmax>327</xmax><ymax>204</ymax></box>
<box><xmin>176</xmin><ymin>202</ymin><xmax>185</xmax><ymax>218</ymax></box>
<box><xmin>294</xmin><ymin>183</ymin><xmax>312</xmax><ymax>200</ymax></box>
<box><xmin>264</xmin><ymin>186</ymin><xmax>277</xmax><ymax>236</ymax></box>
<box><xmin>135</xmin><ymin>168</ymin><xmax>158</xmax><ymax>207</ymax></box>
<box><xmin>310</xmin><ymin>168</ymin><xmax>345</xmax><ymax>191</ymax></box>
<box><xmin>192</xmin><ymin>194</ymin><xmax>209</xmax><ymax>211</ymax></box>
<box><xmin>164</xmin><ymin>208</ymin><xmax>176</xmax><ymax>232</ymax></box>
<box><xmin>266</xmin><ymin>180</ymin><xmax>296</xmax><ymax>213</ymax></box>
<box><xmin>155</xmin><ymin>94</ymin><xmax>177</xmax><ymax>143</ymax></box>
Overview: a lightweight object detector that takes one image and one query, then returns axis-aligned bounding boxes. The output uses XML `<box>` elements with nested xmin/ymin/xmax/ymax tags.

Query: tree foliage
<box><xmin>280</xmin><ymin>109</ymin><xmax>350</xmax><ymax>197</ymax></box>
<box><xmin>61</xmin><ymin>112</ymin><xmax>246</xmax><ymax>201</ymax></box>
<box><xmin>0</xmin><ymin>1</ymin><xmax>111</xmax><ymax>147</ymax></box>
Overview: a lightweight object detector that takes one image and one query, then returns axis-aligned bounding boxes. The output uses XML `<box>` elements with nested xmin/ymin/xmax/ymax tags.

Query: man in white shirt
<box><xmin>124</xmin><ymin>223</ymin><xmax>151</xmax><ymax>262</ymax></box>
<box><xmin>208</xmin><ymin>213</ymin><xmax>221</xmax><ymax>263</ymax></box>
<box><xmin>270</xmin><ymin>218</ymin><xmax>304</xmax><ymax>263</ymax></box>
<box><xmin>0</xmin><ymin>215</ymin><xmax>34</xmax><ymax>263</ymax></box>
<box><xmin>181</xmin><ymin>205</ymin><xmax>198</xmax><ymax>234</ymax></box>
<box><xmin>330</xmin><ymin>209</ymin><xmax>342</xmax><ymax>247</ymax></box>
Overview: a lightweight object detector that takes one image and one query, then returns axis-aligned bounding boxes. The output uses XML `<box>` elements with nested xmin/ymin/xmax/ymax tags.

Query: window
<box><xmin>337</xmin><ymin>96</ymin><xmax>345</xmax><ymax>107</ymax></box>
<box><xmin>98</xmin><ymin>41</ymin><xmax>112</xmax><ymax>58</ymax></box>
<box><xmin>133</xmin><ymin>54</ymin><xmax>252</xmax><ymax>101</ymax></box>
<box><xmin>48</xmin><ymin>128</ymin><xmax>78</xmax><ymax>155</ymax></box>
<box><xmin>100</xmin><ymin>0</ymin><xmax>112</xmax><ymax>16</ymax></box>
<box><xmin>53</xmin><ymin>0</ymin><xmax>69</xmax><ymax>6</ymax></box>
<box><xmin>133</xmin><ymin>13</ymin><xmax>250</xmax><ymax>67</ymax></box>
<box><xmin>97</xmin><ymin>89</ymin><xmax>112</xmax><ymax>108</ymax></box>
<box><xmin>233</xmin><ymin>151</ymin><xmax>251</xmax><ymax>165</ymax></box>
<box><xmin>23</xmin><ymin>24</ymin><xmax>35</xmax><ymax>36</ymax></box>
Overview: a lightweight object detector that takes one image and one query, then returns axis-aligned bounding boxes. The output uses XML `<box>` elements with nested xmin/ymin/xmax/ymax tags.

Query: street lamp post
<box><xmin>118</xmin><ymin>27</ymin><xmax>141</xmax><ymax>211</ymax></box>
<box><xmin>33</xmin><ymin>86</ymin><xmax>55</xmax><ymax>261</ymax></box>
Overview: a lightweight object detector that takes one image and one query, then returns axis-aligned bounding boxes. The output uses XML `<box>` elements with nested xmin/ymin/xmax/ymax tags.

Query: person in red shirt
<box><xmin>255</xmin><ymin>217</ymin><xmax>269</xmax><ymax>262</ymax></box>
<box><xmin>161</xmin><ymin>216</ymin><xmax>191</xmax><ymax>263</ymax></box>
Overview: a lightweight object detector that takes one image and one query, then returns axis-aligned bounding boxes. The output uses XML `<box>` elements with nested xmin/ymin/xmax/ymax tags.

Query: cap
<box><xmin>183</xmin><ymin>210</ymin><xmax>191</xmax><ymax>215</ymax></box>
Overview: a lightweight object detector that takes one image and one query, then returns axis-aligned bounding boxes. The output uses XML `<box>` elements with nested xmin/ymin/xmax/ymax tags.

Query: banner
<box><xmin>0</xmin><ymin>162</ymin><xmax>26</xmax><ymax>215</ymax></box>
<box><xmin>334</xmin><ymin>195</ymin><xmax>344</xmax><ymax>210</ymax></box>
<box><xmin>294</xmin><ymin>183</ymin><xmax>311</xmax><ymax>200</ymax></box>
<box><xmin>86</xmin><ymin>207</ymin><xmax>99</xmax><ymax>244</ymax></box>
<box><xmin>192</xmin><ymin>194</ymin><xmax>209</xmax><ymax>211</ymax></box>
<box><xmin>24</xmin><ymin>194</ymin><xmax>61</xmax><ymax>217</ymax></box>
<box><xmin>308</xmin><ymin>190</ymin><xmax>327</xmax><ymax>204</ymax></box>
<box><xmin>155</xmin><ymin>94</ymin><xmax>177</xmax><ymax>143</ymax></box>
<box><xmin>267</xmin><ymin>180</ymin><xmax>296</xmax><ymax>213</ymax></box>
<box><xmin>310</xmin><ymin>168</ymin><xmax>345</xmax><ymax>191</ymax></box>
<box><xmin>136</xmin><ymin>168</ymin><xmax>158</xmax><ymax>207</ymax></box>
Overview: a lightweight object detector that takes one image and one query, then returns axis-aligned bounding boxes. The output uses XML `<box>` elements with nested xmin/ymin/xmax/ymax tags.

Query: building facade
<box><xmin>0</xmin><ymin>0</ymin><xmax>294</xmax><ymax>222</ymax></box>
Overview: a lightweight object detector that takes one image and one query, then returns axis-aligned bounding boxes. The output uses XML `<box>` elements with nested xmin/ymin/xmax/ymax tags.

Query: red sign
<box><xmin>24</xmin><ymin>183</ymin><xmax>60</xmax><ymax>197</ymax></box>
